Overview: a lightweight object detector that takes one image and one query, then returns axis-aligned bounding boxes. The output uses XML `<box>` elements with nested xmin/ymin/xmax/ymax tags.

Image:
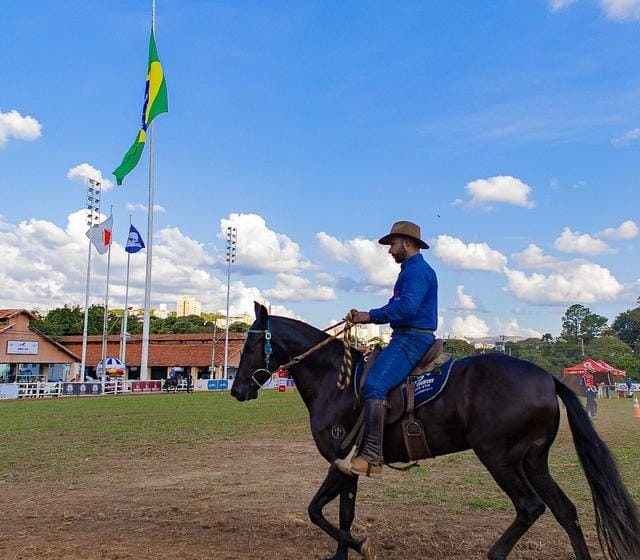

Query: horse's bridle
<box><xmin>247</xmin><ymin>321</ymin><xmax>275</xmax><ymax>388</ymax></box>
<box><xmin>245</xmin><ymin>318</ymin><xmax>353</xmax><ymax>390</ymax></box>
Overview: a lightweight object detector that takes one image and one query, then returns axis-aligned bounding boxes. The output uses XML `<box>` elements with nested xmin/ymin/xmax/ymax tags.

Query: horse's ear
<box><xmin>254</xmin><ymin>301</ymin><xmax>269</xmax><ymax>324</ymax></box>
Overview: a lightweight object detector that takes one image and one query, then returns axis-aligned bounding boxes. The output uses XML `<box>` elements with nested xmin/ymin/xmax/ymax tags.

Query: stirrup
<box><xmin>334</xmin><ymin>446</ymin><xmax>358</xmax><ymax>477</ymax></box>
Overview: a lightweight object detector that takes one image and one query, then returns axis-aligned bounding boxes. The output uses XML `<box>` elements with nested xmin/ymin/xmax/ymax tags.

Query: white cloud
<box><xmin>67</xmin><ymin>163</ymin><xmax>114</xmax><ymax>191</ymax></box>
<box><xmin>553</xmin><ymin>227</ymin><xmax>612</xmax><ymax>255</ymax></box>
<box><xmin>551</xmin><ymin>0</ymin><xmax>640</xmax><ymax>20</ymax></box>
<box><xmin>263</xmin><ymin>273</ymin><xmax>335</xmax><ymax>302</ymax></box>
<box><xmin>449</xmin><ymin>314</ymin><xmax>490</xmax><ymax>338</ymax></box>
<box><xmin>125</xmin><ymin>202</ymin><xmax>166</xmax><ymax>213</ymax></box>
<box><xmin>0</xmin><ymin>210</ymin><xmax>302</xmax><ymax>319</ymax></box>
<box><xmin>464</xmin><ymin>175</ymin><xmax>535</xmax><ymax>209</ymax></box>
<box><xmin>511</xmin><ymin>244</ymin><xmax>558</xmax><ymax>269</ymax></box>
<box><xmin>612</xmin><ymin>127</ymin><xmax>640</xmax><ymax>145</ymax></box>
<box><xmin>220</xmin><ymin>213</ymin><xmax>311</xmax><ymax>274</ymax></box>
<box><xmin>0</xmin><ymin>109</ymin><xmax>42</xmax><ymax>147</ymax></box>
<box><xmin>503</xmin><ymin>264</ymin><xmax>624</xmax><ymax>304</ymax></box>
<box><xmin>433</xmin><ymin>235</ymin><xmax>507</xmax><ymax>272</ymax></box>
<box><xmin>455</xmin><ymin>285</ymin><xmax>476</xmax><ymax>310</ymax></box>
<box><xmin>317</xmin><ymin>232</ymin><xmax>398</xmax><ymax>287</ymax></box>
<box><xmin>495</xmin><ymin>318</ymin><xmax>542</xmax><ymax>338</ymax></box>
<box><xmin>548</xmin><ymin>0</ymin><xmax>578</xmax><ymax>11</ymax></box>
<box><xmin>600</xmin><ymin>0</ymin><xmax>640</xmax><ymax>20</ymax></box>
<box><xmin>316</xmin><ymin>232</ymin><xmax>351</xmax><ymax>261</ymax></box>
<box><xmin>598</xmin><ymin>220</ymin><xmax>639</xmax><ymax>240</ymax></box>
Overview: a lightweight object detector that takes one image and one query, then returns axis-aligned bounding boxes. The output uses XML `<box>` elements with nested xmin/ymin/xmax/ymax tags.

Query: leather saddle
<box><xmin>359</xmin><ymin>339</ymin><xmax>450</xmax><ymax>425</ymax></box>
<box><xmin>350</xmin><ymin>339</ymin><xmax>451</xmax><ymax>462</ymax></box>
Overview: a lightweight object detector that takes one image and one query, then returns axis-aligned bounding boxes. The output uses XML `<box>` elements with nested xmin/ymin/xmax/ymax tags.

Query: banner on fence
<box><xmin>0</xmin><ymin>384</ymin><xmax>19</xmax><ymax>400</ymax></box>
<box><xmin>207</xmin><ymin>379</ymin><xmax>229</xmax><ymax>391</ymax></box>
<box><xmin>131</xmin><ymin>381</ymin><xmax>162</xmax><ymax>393</ymax></box>
<box><xmin>62</xmin><ymin>383</ymin><xmax>102</xmax><ymax>396</ymax></box>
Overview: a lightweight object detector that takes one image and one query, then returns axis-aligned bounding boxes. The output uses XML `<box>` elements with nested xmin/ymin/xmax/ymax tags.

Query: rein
<box><xmin>248</xmin><ymin>318</ymin><xmax>356</xmax><ymax>390</ymax></box>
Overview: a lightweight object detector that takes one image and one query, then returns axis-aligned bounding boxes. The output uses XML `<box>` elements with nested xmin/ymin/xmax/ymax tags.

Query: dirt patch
<box><xmin>0</xmin><ymin>434</ymin><xmax>604</xmax><ymax>559</ymax></box>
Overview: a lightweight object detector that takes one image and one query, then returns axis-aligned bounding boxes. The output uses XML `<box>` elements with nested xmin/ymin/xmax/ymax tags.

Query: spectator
<box><xmin>585</xmin><ymin>385</ymin><xmax>598</xmax><ymax>419</ymax></box>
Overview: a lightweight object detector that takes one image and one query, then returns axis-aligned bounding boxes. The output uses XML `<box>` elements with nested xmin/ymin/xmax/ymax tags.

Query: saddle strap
<box><xmin>406</xmin><ymin>378</ymin><xmax>416</xmax><ymax>416</ymax></box>
<box><xmin>402</xmin><ymin>377</ymin><xmax>433</xmax><ymax>461</ymax></box>
<box><xmin>340</xmin><ymin>409</ymin><xmax>365</xmax><ymax>453</ymax></box>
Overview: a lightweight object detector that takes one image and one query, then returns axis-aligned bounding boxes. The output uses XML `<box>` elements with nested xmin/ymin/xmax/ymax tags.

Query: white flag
<box><xmin>86</xmin><ymin>215</ymin><xmax>113</xmax><ymax>255</ymax></box>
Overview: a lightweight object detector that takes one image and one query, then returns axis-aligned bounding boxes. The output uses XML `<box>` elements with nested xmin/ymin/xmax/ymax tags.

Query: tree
<box><xmin>87</xmin><ymin>305</ymin><xmax>108</xmax><ymax>335</ymax></box>
<box><xmin>611</xmin><ymin>306</ymin><xmax>640</xmax><ymax>349</ymax></box>
<box><xmin>228</xmin><ymin>321</ymin><xmax>249</xmax><ymax>333</ymax></box>
<box><xmin>586</xmin><ymin>336</ymin><xmax>639</xmax><ymax>381</ymax></box>
<box><xmin>32</xmin><ymin>305</ymin><xmax>84</xmax><ymax>336</ymax></box>
<box><xmin>366</xmin><ymin>336</ymin><xmax>386</xmax><ymax>348</ymax></box>
<box><xmin>444</xmin><ymin>338</ymin><xmax>476</xmax><ymax>358</ymax></box>
<box><xmin>159</xmin><ymin>314</ymin><xmax>211</xmax><ymax>334</ymax></box>
<box><xmin>560</xmin><ymin>304</ymin><xmax>607</xmax><ymax>342</ymax></box>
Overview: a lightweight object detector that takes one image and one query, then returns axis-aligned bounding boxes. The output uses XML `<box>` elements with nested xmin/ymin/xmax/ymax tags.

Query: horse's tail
<box><xmin>554</xmin><ymin>377</ymin><xmax>640</xmax><ymax>560</ymax></box>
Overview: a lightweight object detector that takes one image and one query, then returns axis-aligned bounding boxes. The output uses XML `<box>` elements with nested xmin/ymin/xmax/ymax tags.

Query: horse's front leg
<box><xmin>308</xmin><ymin>465</ymin><xmax>372</xmax><ymax>559</ymax></box>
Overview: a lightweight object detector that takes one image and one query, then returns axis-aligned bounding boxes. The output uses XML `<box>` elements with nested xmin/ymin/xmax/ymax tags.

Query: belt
<box><xmin>394</xmin><ymin>327</ymin><xmax>435</xmax><ymax>334</ymax></box>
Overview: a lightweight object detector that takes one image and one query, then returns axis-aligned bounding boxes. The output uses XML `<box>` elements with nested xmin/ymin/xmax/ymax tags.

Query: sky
<box><xmin>1</xmin><ymin>0</ymin><xmax>639</xmax><ymax>339</ymax></box>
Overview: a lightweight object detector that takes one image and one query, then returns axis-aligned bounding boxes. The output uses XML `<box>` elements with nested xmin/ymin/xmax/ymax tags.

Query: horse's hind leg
<box><xmin>308</xmin><ymin>465</ymin><xmax>368</xmax><ymax>559</ymax></box>
<box><xmin>523</xmin><ymin>450</ymin><xmax>591</xmax><ymax>560</ymax></box>
<box><xmin>477</xmin><ymin>451</ymin><xmax>546</xmax><ymax>560</ymax></box>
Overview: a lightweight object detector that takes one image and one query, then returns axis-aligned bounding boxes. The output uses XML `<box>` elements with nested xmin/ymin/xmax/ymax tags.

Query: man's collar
<box><xmin>400</xmin><ymin>252</ymin><xmax>422</xmax><ymax>268</ymax></box>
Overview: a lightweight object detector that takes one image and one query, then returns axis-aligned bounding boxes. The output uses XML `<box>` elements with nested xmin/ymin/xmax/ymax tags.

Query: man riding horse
<box><xmin>336</xmin><ymin>220</ymin><xmax>437</xmax><ymax>479</ymax></box>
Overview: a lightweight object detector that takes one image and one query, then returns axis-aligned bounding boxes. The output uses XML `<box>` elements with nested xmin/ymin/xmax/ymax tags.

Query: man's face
<box><xmin>388</xmin><ymin>236</ymin><xmax>409</xmax><ymax>263</ymax></box>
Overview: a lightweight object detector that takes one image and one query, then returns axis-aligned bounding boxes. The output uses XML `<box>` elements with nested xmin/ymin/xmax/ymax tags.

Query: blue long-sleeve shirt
<box><xmin>368</xmin><ymin>253</ymin><xmax>437</xmax><ymax>330</ymax></box>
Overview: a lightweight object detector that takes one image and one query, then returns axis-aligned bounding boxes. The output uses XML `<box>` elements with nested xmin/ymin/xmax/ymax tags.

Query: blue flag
<box><xmin>125</xmin><ymin>224</ymin><xmax>145</xmax><ymax>254</ymax></box>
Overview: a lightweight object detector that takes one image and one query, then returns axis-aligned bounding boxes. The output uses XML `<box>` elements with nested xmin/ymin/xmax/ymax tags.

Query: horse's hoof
<box><xmin>360</xmin><ymin>538</ymin><xmax>376</xmax><ymax>560</ymax></box>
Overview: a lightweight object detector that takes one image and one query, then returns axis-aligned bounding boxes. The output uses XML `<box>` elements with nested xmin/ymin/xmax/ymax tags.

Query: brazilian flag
<box><xmin>113</xmin><ymin>30</ymin><xmax>168</xmax><ymax>186</ymax></box>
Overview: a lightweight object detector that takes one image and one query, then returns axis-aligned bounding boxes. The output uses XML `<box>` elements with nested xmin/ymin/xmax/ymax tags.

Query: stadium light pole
<box><xmin>80</xmin><ymin>178</ymin><xmax>102</xmax><ymax>382</ymax></box>
<box><xmin>223</xmin><ymin>226</ymin><xmax>237</xmax><ymax>380</ymax></box>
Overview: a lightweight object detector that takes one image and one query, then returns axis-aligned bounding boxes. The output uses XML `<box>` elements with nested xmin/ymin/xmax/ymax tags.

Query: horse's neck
<box><xmin>275</xmin><ymin>321</ymin><xmax>345</xmax><ymax>413</ymax></box>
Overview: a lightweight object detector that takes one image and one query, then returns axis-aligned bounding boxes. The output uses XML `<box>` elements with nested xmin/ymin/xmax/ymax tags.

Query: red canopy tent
<box><xmin>594</xmin><ymin>359</ymin><xmax>626</xmax><ymax>377</ymax></box>
<box><xmin>563</xmin><ymin>357</ymin><xmax>626</xmax><ymax>394</ymax></box>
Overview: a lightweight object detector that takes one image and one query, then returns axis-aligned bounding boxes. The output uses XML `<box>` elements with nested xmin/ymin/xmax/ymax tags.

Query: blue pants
<box><xmin>363</xmin><ymin>331</ymin><xmax>435</xmax><ymax>400</ymax></box>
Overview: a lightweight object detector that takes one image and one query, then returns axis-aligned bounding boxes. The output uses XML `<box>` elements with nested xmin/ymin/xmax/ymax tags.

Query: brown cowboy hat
<box><xmin>378</xmin><ymin>220</ymin><xmax>429</xmax><ymax>249</ymax></box>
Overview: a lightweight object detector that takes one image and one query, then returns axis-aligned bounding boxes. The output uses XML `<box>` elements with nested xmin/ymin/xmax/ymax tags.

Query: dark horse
<box><xmin>163</xmin><ymin>376</ymin><xmax>179</xmax><ymax>392</ymax></box>
<box><xmin>231</xmin><ymin>303</ymin><xmax>640</xmax><ymax>560</ymax></box>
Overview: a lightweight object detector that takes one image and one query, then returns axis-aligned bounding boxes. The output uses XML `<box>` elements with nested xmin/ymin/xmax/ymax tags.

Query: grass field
<box><xmin>1</xmin><ymin>392</ymin><xmax>639</xmax><ymax>499</ymax></box>
<box><xmin>1</xmin><ymin>391</ymin><xmax>639</xmax><ymax>559</ymax></box>
<box><xmin>0</xmin><ymin>392</ymin><xmax>309</xmax><ymax>480</ymax></box>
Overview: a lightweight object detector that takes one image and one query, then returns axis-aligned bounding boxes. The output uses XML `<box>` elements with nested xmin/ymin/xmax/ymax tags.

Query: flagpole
<box><xmin>140</xmin><ymin>0</ymin><xmax>157</xmax><ymax>381</ymax></box>
<box><xmin>100</xmin><ymin>206</ymin><xmax>114</xmax><ymax>379</ymax></box>
<box><xmin>120</xmin><ymin>215</ymin><xmax>132</xmax><ymax>365</ymax></box>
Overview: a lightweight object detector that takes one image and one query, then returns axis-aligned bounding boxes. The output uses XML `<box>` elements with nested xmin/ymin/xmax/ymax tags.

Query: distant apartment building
<box><xmin>155</xmin><ymin>303</ymin><xmax>169</xmax><ymax>319</ymax></box>
<box><xmin>214</xmin><ymin>312</ymin><xmax>252</xmax><ymax>329</ymax></box>
<box><xmin>176</xmin><ymin>296</ymin><xmax>201</xmax><ymax>317</ymax></box>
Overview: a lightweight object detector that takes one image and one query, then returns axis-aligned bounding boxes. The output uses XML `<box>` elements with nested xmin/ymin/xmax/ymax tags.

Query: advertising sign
<box><xmin>0</xmin><ymin>384</ymin><xmax>19</xmax><ymax>400</ymax></box>
<box><xmin>62</xmin><ymin>382</ymin><xmax>102</xmax><ymax>396</ymax></box>
<box><xmin>207</xmin><ymin>379</ymin><xmax>230</xmax><ymax>391</ymax></box>
<box><xmin>131</xmin><ymin>380</ymin><xmax>161</xmax><ymax>393</ymax></box>
<box><xmin>7</xmin><ymin>340</ymin><xmax>39</xmax><ymax>354</ymax></box>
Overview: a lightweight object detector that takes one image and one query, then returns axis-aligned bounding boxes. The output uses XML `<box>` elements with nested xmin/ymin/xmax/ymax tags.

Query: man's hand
<box><xmin>347</xmin><ymin>309</ymin><xmax>370</xmax><ymax>324</ymax></box>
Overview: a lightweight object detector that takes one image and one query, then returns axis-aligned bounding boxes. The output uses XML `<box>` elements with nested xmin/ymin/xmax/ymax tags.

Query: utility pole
<box><xmin>80</xmin><ymin>178</ymin><xmax>102</xmax><ymax>382</ymax></box>
<box><xmin>223</xmin><ymin>226</ymin><xmax>237</xmax><ymax>379</ymax></box>
<box><xmin>210</xmin><ymin>322</ymin><xmax>218</xmax><ymax>379</ymax></box>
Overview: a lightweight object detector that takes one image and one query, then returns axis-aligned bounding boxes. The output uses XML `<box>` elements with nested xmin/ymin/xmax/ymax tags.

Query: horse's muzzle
<box><xmin>230</xmin><ymin>383</ymin><xmax>258</xmax><ymax>402</ymax></box>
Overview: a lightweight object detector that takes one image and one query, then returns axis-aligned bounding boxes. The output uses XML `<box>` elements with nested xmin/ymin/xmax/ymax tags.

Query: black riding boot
<box><xmin>350</xmin><ymin>399</ymin><xmax>386</xmax><ymax>478</ymax></box>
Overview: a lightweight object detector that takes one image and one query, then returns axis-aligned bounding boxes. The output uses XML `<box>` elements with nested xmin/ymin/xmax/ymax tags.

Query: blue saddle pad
<box><xmin>354</xmin><ymin>356</ymin><xmax>455</xmax><ymax>410</ymax></box>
